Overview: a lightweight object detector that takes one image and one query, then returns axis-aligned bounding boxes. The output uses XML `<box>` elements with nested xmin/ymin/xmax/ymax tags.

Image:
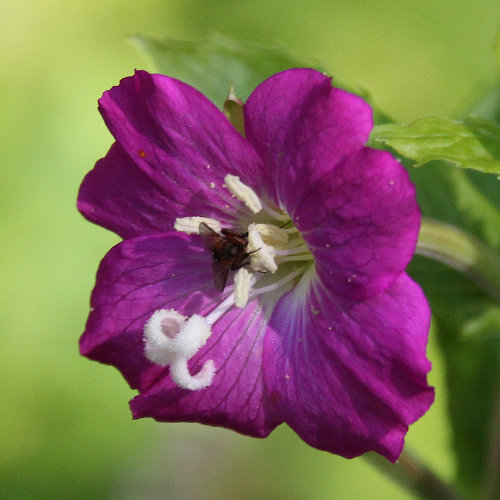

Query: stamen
<box><xmin>174</xmin><ymin>216</ymin><xmax>221</xmax><ymax>234</ymax></box>
<box><xmin>252</xmin><ymin>223</ymin><xmax>289</xmax><ymax>246</ymax></box>
<box><xmin>247</xmin><ymin>227</ymin><xmax>278</xmax><ymax>273</ymax></box>
<box><xmin>276</xmin><ymin>254</ymin><xmax>315</xmax><ymax>263</ymax></box>
<box><xmin>224</xmin><ymin>174</ymin><xmax>262</xmax><ymax>214</ymax></box>
<box><xmin>205</xmin><ymin>294</ymin><xmax>236</xmax><ymax>325</ymax></box>
<box><xmin>260</xmin><ymin>200</ymin><xmax>289</xmax><ymax>221</ymax></box>
<box><xmin>250</xmin><ymin>265</ymin><xmax>309</xmax><ymax>297</ymax></box>
<box><xmin>172</xmin><ymin>172</ymin><xmax>314</xmax><ymax>326</ymax></box>
<box><xmin>273</xmin><ymin>244</ymin><xmax>310</xmax><ymax>256</ymax></box>
<box><xmin>144</xmin><ymin>309</ymin><xmax>215</xmax><ymax>391</ymax></box>
<box><xmin>234</xmin><ymin>268</ymin><xmax>253</xmax><ymax>308</ymax></box>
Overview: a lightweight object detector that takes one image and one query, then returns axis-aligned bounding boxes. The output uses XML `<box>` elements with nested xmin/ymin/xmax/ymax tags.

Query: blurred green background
<box><xmin>1</xmin><ymin>1</ymin><xmax>499</xmax><ymax>498</ymax></box>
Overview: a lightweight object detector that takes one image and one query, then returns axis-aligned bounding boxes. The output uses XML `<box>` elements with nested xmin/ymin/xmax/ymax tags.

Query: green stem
<box><xmin>416</xmin><ymin>218</ymin><xmax>500</xmax><ymax>303</ymax></box>
<box><xmin>483</xmin><ymin>369</ymin><xmax>500</xmax><ymax>500</ymax></box>
<box><xmin>366</xmin><ymin>449</ymin><xmax>462</xmax><ymax>500</ymax></box>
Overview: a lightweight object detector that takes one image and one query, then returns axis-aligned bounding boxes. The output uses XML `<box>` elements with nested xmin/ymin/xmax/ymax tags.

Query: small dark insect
<box><xmin>199</xmin><ymin>222</ymin><xmax>255</xmax><ymax>292</ymax></box>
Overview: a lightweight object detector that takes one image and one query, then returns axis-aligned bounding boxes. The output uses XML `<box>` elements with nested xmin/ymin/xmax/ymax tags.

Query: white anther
<box><xmin>234</xmin><ymin>268</ymin><xmax>253</xmax><ymax>308</ymax></box>
<box><xmin>247</xmin><ymin>225</ymin><xmax>278</xmax><ymax>273</ymax></box>
<box><xmin>224</xmin><ymin>174</ymin><xmax>262</xmax><ymax>214</ymax></box>
<box><xmin>252</xmin><ymin>223</ymin><xmax>289</xmax><ymax>246</ymax></box>
<box><xmin>174</xmin><ymin>217</ymin><xmax>221</xmax><ymax>234</ymax></box>
<box><xmin>144</xmin><ymin>309</ymin><xmax>215</xmax><ymax>391</ymax></box>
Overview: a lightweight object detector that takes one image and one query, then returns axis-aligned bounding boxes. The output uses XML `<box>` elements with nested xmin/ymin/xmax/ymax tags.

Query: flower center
<box><xmin>145</xmin><ymin>174</ymin><xmax>313</xmax><ymax>390</ymax></box>
<box><xmin>175</xmin><ymin>174</ymin><xmax>313</xmax><ymax>306</ymax></box>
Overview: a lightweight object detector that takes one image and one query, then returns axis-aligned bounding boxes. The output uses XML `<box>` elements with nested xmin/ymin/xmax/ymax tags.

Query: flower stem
<box><xmin>366</xmin><ymin>449</ymin><xmax>462</xmax><ymax>500</ymax></box>
<box><xmin>483</xmin><ymin>369</ymin><xmax>500</xmax><ymax>500</ymax></box>
<box><xmin>416</xmin><ymin>218</ymin><xmax>500</xmax><ymax>303</ymax></box>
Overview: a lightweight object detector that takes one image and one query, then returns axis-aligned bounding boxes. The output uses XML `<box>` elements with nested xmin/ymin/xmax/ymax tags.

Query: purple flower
<box><xmin>78</xmin><ymin>68</ymin><xmax>434</xmax><ymax>462</ymax></box>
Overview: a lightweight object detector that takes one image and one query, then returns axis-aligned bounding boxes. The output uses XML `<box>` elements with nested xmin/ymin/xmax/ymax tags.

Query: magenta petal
<box><xmin>245</xmin><ymin>68</ymin><xmax>372</xmax><ymax>204</ymax></box>
<box><xmin>296</xmin><ymin>147</ymin><xmax>421</xmax><ymax>300</ymax></box>
<box><xmin>263</xmin><ymin>272</ymin><xmax>434</xmax><ymax>461</ymax></box>
<box><xmin>131</xmin><ymin>298</ymin><xmax>282</xmax><ymax>438</ymax></box>
<box><xmin>81</xmin><ymin>232</ymin><xmax>218</xmax><ymax>391</ymax></box>
<box><xmin>78</xmin><ymin>142</ymin><xmax>183</xmax><ymax>239</ymax></box>
<box><xmin>98</xmin><ymin>70</ymin><xmax>272</xmax><ymax>221</ymax></box>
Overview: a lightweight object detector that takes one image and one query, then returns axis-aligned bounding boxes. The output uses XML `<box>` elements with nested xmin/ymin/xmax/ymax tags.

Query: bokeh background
<box><xmin>1</xmin><ymin>1</ymin><xmax>499</xmax><ymax>498</ymax></box>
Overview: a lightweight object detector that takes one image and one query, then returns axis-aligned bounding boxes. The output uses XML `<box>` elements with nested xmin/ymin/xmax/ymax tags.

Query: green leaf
<box><xmin>468</xmin><ymin>83</ymin><xmax>500</xmax><ymax>127</ymax></box>
<box><xmin>408</xmin><ymin>256</ymin><xmax>500</xmax><ymax>497</ymax></box>
<box><xmin>370</xmin><ymin>116</ymin><xmax>500</xmax><ymax>175</ymax></box>
<box><xmin>409</xmin><ymin>160</ymin><xmax>500</xmax><ymax>495</ymax></box>
<box><xmin>131</xmin><ymin>33</ymin><xmax>308</xmax><ymax>107</ymax></box>
<box><xmin>130</xmin><ymin>33</ymin><xmax>392</xmax><ymax>126</ymax></box>
<box><xmin>412</xmin><ymin>165</ymin><xmax>500</xmax><ymax>250</ymax></box>
<box><xmin>418</xmin><ymin>218</ymin><xmax>500</xmax><ymax>302</ymax></box>
<box><xmin>464</xmin><ymin>116</ymin><xmax>500</xmax><ymax>160</ymax></box>
<box><xmin>461</xmin><ymin>305</ymin><xmax>500</xmax><ymax>339</ymax></box>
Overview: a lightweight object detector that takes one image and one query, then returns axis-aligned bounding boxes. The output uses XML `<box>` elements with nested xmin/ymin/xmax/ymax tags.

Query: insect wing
<box><xmin>199</xmin><ymin>222</ymin><xmax>220</xmax><ymax>251</ymax></box>
<box><xmin>213</xmin><ymin>260</ymin><xmax>231</xmax><ymax>291</ymax></box>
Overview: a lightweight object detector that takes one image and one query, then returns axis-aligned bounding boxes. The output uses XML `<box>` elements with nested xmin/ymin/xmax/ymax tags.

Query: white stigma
<box><xmin>252</xmin><ymin>223</ymin><xmax>289</xmax><ymax>245</ymax></box>
<box><xmin>224</xmin><ymin>174</ymin><xmax>262</xmax><ymax>214</ymax></box>
<box><xmin>144</xmin><ymin>309</ymin><xmax>215</xmax><ymax>390</ymax></box>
